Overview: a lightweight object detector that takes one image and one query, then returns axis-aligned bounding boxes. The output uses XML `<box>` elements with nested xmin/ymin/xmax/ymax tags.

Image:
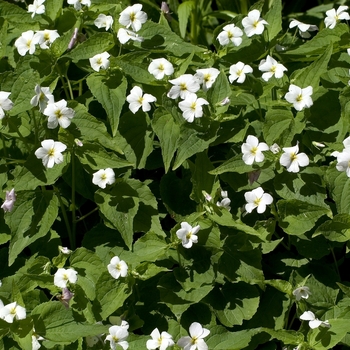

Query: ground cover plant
<box><xmin>1</xmin><ymin>0</ymin><xmax>350</xmax><ymax>349</ymax></box>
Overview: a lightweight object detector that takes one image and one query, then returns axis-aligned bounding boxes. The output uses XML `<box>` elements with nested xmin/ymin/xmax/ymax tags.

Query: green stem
<box><xmin>75</xmin><ymin>207</ymin><xmax>98</xmax><ymax>223</ymax></box>
<box><xmin>56</xmin><ymin>65</ymin><xmax>70</xmax><ymax>100</ymax></box>
<box><xmin>190</xmin><ymin>0</ymin><xmax>198</xmax><ymax>44</ymax></box>
<box><xmin>239</xmin><ymin>0</ymin><xmax>248</xmax><ymax>14</ymax></box>
<box><xmin>65</xmin><ymin>73</ymin><xmax>74</xmax><ymax>100</ymax></box>
<box><xmin>71</xmin><ymin>150</ymin><xmax>76</xmax><ymax>249</ymax></box>
<box><xmin>330</xmin><ymin>247</ymin><xmax>340</xmax><ymax>279</ymax></box>
<box><xmin>54</xmin><ymin>187</ymin><xmax>74</xmax><ymax>249</ymax></box>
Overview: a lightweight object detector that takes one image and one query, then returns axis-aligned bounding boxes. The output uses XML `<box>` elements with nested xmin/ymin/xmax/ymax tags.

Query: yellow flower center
<box><xmin>48</xmin><ymin>148</ymin><xmax>55</xmax><ymax>157</ymax></box>
<box><xmin>253</xmin><ymin>20</ymin><xmax>259</xmax><ymax>28</ymax></box>
<box><xmin>44</xmin><ymin>33</ymin><xmax>50</xmax><ymax>41</ymax></box>
<box><xmin>10</xmin><ymin>307</ymin><xmax>17</xmax><ymax>316</ymax></box>
<box><xmin>158</xmin><ymin>64</ymin><xmax>164</xmax><ymax>71</ymax></box>
<box><xmin>296</xmin><ymin>94</ymin><xmax>303</xmax><ymax>102</ymax></box>
<box><xmin>97</xmin><ymin>58</ymin><xmax>103</xmax><ymax>65</ymax></box>
<box><xmin>191</xmin><ymin>337</ymin><xmax>198</xmax><ymax>345</ymax></box>
<box><xmin>270</xmin><ymin>65</ymin><xmax>276</xmax><ymax>73</ymax></box>
<box><xmin>227</xmin><ymin>31</ymin><xmax>233</xmax><ymax>38</ymax></box>
<box><xmin>290</xmin><ymin>153</ymin><xmax>298</xmax><ymax>161</ymax></box>
<box><xmin>254</xmin><ymin>198</ymin><xmax>261</xmax><ymax>206</ymax></box>
<box><xmin>180</xmin><ymin>83</ymin><xmax>187</xmax><ymax>91</ymax></box>
<box><xmin>130</xmin><ymin>12</ymin><xmax>136</xmax><ymax>22</ymax></box>
<box><xmin>250</xmin><ymin>146</ymin><xmax>258</xmax><ymax>155</ymax></box>
<box><xmin>204</xmin><ymin>74</ymin><xmax>211</xmax><ymax>82</ymax></box>
<box><xmin>190</xmin><ymin>102</ymin><xmax>197</xmax><ymax>111</ymax></box>
<box><xmin>237</xmin><ymin>70</ymin><xmax>242</xmax><ymax>76</ymax></box>
<box><xmin>101</xmin><ymin>173</ymin><xmax>107</xmax><ymax>180</ymax></box>
<box><xmin>138</xmin><ymin>96</ymin><xmax>144</xmax><ymax>104</ymax></box>
<box><xmin>116</xmin><ymin>263</ymin><xmax>122</xmax><ymax>271</ymax></box>
<box><xmin>112</xmin><ymin>336</ymin><xmax>119</xmax><ymax>342</ymax></box>
<box><xmin>186</xmin><ymin>231</ymin><xmax>192</xmax><ymax>239</ymax></box>
<box><xmin>55</xmin><ymin>109</ymin><xmax>63</xmax><ymax>119</ymax></box>
<box><xmin>26</xmin><ymin>39</ymin><xmax>32</xmax><ymax>48</ymax></box>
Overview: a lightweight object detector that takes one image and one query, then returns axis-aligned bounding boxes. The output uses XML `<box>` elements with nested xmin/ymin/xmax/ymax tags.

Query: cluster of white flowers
<box><xmin>217</xmin><ymin>9</ymin><xmax>268</xmax><ymax>46</ymax></box>
<box><xmin>14</xmin><ymin>29</ymin><xmax>60</xmax><ymax>56</ymax></box>
<box><xmin>0</xmin><ymin>300</ymin><xmax>26</xmax><ymax>323</ymax></box>
<box><xmin>117</xmin><ymin>4</ymin><xmax>147</xmax><ymax>44</ymax></box>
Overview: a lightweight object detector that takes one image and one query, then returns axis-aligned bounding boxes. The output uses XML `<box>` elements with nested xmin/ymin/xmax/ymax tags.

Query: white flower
<box><xmin>241</xmin><ymin>135</ymin><xmax>269</xmax><ymax>165</ymax></box>
<box><xmin>32</xmin><ymin>333</ymin><xmax>44</xmax><ymax>350</ymax></box>
<box><xmin>89</xmin><ymin>52</ymin><xmax>110</xmax><ymax>72</ymax></box>
<box><xmin>285</xmin><ymin>84</ymin><xmax>313</xmax><ymax>111</ymax></box>
<box><xmin>54</xmin><ymin>268</ymin><xmax>78</xmax><ymax>288</ymax></box>
<box><xmin>258</xmin><ymin>55</ymin><xmax>287</xmax><ymax>81</ymax></box>
<box><xmin>34</xmin><ymin>139</ymin><xmax>67</xmax><ymax>168</ymax></box>
<box><xmin>216</xmin><ymin>191</ymin><xmax>231</xmax><ymax>211</ymax></box>
<box><xmin>148</xmin><ymin>58</ymin><xmax>174</xmax><ymax>80</ymax></box>
<box><xmin>229</xmin><ymin>62</ymin><xmax>253</xmax><ymax>84</ymax></box>
<box><xmin>117</xmin><ymin>28</ymin><xmax>144</xmax><ymax>44</ymax></box>
<box><xmin>280</xmin><ymin>143</ymin><xmax>309</xmax><ymax>173</ymax></box>
<box><xmin>0</xmin><ymin>91</ymin><xmax>13</xmax><ymax>119</ymax></box>
<box><xmin>289</xmin><ymin>19</ymin><xmax>318</xmax><ymax>38</ymax></box>
<box><xmin>242</xmin><ymin>9</ymin><xmax>268</xmax><ymax>37</ymax></box>
<box><xmin>60</xmin><ymin>287</ymin><xmax>74</xmax><ymax>309</ymax></box>
<box><xmin>106</xmin><ymin>325</ymin><xmax>129</xmax><ymax>350</ymax></box>
<box><xmin>244</xmin><ymin>187</ymin><xmax>273</xmax><ymax>214</ymax></box>
<box><xmin>0</xmin><ymin>302</ymin><xmax>26</xmax><ymax>323</ymax></box>
<box><xmin>177</xmin><ymin>322</ymin><xmax>210</xmax><ymax>350</ymax></box>
<box><xmin>59</xmin><ymin>246</ymin><xmax>71</xmax><ymax>254</ymax></box>
<box><xmin>92</xmin><ymin>168</ymin><xmax>115</xmax><ymax>189</ymax></box>
<box><xmin>30</xmin><ymin>85</ymin><xmax>54</xmax><ymax>112</ymax></box>
<box><xmin>324</xmin><ymin>6</ymin><xmax>350</xmax><ymax>29</ymax></box>
<box><xmin>270</xmin><ymin>143</ymin><xmax>280</xmax><ymax>154</ymax></box>
<box><xmin>176</xmin><ymin>222</ymin><xmax>200</xmax><ymax>249</ymax></box>
<box><xmin>194</xmin><ymin>68</ymin><xmax>220</xmax><ymax>91</ymax></box>
<box><xmin>300</xmin><ymin>311</ymin><xmax>330</xmax><ymax>329</ymax></box>
<box><xmin>119</xmin><ymin>3</ymin><xmax>147</xmax><ymax>32</ymax></box>
<box><xmin>126</xmin><ymin>86</ymin><xmax>156</xmax><ymax>114</ymax></box>
<box><xmin>335</xmin><ymin>149</ymin><xmax>350</xmax><ymax>177</ymax></box>
<box><xmin>94</xmin><ymin>14</ymin><xmax>114</xmax><ymax>31</ymax></box>
<box><xmin>107</xmin><ymin>256</ymin><xmax>128</xmax><ymax>279</ymax></box>
<box><xmin>67</xmin><ymin>0</ymin><xmax>91</xmax><ymax>11</ymax></box>
<box><xmin>43</xmin><ymin>99</ymin><xmax>75</xmax><ymax>129</ymax></box>
<box><xmin>14</xmin><ymin>30</ymin><xmax>40</xmax><ymax>56</ymax></box>
<box><xmin>1</xmin><ymin>188</ymin><xmax>16</xmax><ymax>213</ymax></box>
<box><xmin>293</xmin><ymin>286</ymin><xmax>311</xmax><ymax>301</ymax></box>
<box><xmin>167</xmin><ymin>74</ymin><xmax>200</xmax><ymax>100</ymax></box>
<box><xmin>28</xmin><ymin>0</ymin><xmax>45</xmax><ymax>18</ymax></box>
<box><xmin>178</xmin><ymin>94</ymin><xmax>209</xmax><ymax>123</ymax></box>
<box><xmin>33</xmin><ymin>30</ymin><xmax>60</xmax><ymax>49</ymax></box>
<box><xmin>217</xmin><ymin>24</ymin><xmax>243</xmax><ymax>46</ymax></box>
<box><xmin>68</xmin><ymin>28</ymin><xmax>79</xmax><ymax>50</ymax></box>
<box><xmin>146</xmin><ymin>328</ymin><xmax>174</xmax><ymax>350</ymax></box>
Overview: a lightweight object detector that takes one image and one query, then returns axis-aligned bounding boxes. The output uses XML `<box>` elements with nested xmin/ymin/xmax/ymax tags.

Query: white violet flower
<box><xmin>167</xmin><ymin>74</ymin><xmax>200</xmax><ymax>100</ymax></box>
<box><xmin>92</xmin><ymin>168</ymin><xmax>115</xmax><ymax>189</ymax></box>
<box><xmin>242</xmin><ymin>9</ymin><xmax>268</xmax><ymax>37</ymax></box>
<box><xmin>216</xmin><ymin>191</ymin><xmax>231</xmax><ymax>211</ymax></box>
<box><xmin>126</xmin><ymin>86</ymin><xmax>157</xmax><ymax>114</ymax></box>
<box><xmin>241</xmin><ymin>135</ymin><xmax>269</xmax><ymax>165</ymax></box>
<box><xmin>176</xmin><ymin>222</ymin><xmax>200</xmax><ymax>249</ymax></box>
<box><xmin>106</xmin><ymin>325</ymin><xmax>129</xmax><ymax>350</ymax></box>
<box><xmin>270</xmin><ymin>143</ymin><xmax>281</xmax><ymax>154</ymax></box>
<box><xmin>177</xmin><ymin>322</ymin><xmax>210</xmax><ymax>350</ymax></box>
<box><xmin>194</xmin><ymin>68</ymin><xmax>220</xmax><ymax>91</ymax></box>
<box><xmin>35</xmin><ymin>139</ymin><xmax>67</xmax><ymax>168</ymax></box>
<box><xmin>107</xmin><ymin>256</ymin><xmax>128</xmax><ymax>279</ymax></box>
<box><xmin>30</xmin><ymin>84</ymin><xmax>54</xmax><ymax>112</ymax></box>
<box><xmin>54</xmin><ymin>268</ymin><xmax>78</xmax><ymax>288</ymax></box>
<box><xmin>244</xmin><ymin>187</ymin><xmax>273</xmax><ymax>214</ymax></box>
<box><xmin>0</xmin><ymin>302</ymin><xmax>26</xmax><ymax>323</ymax></box>
<box><xmin>335</xmin><ymin>149</ymin><xmax>350</xmax><ymax>177</ymax></box>
<box><xmin>293</xmin><ymin>286</ymin><xmax>311</xmax><ymax>301</ymax></box>
<box><xmin>0</xmin><ymin>91</ymin><xmax>13</xmax><ymax>119</ymax></box>
<box><xmin>217</xmin><ymin>24</ymin><xmax>243</xmax><ymax>46</ymax></box>
<box><xmin>89</xmin><ymin>52</ymin><xmax>110</xmax><ymax>72</ymax></box>
<box><xmin>32</xmin><ymin>333</ymin><xmax>44</xmax><ymax>350</ymax></box>
<box><xmin>117</xmin><ymin>28</ymin><xmax>144</xmax><ymax>44</ymax></box>
<box><xmin>43</xmin><ymin>99</ymin><xmax>75</xmax><ymax>129</ymax></box>
<box><xmin>146</xmin><ymin>328</ymin><xmax>174</xmax><ymax>350</ymax></box>
<box><xmin>14</xmin><ymin>30</ymin><xmax>40</xmax><ymax>56</ymax></box>
<box><xmin>285</xmin><ymin>84</ymin><xmax>313</xmax><ymax>111</ymax></box>
<box><xmin>28</xmin><ymin>0</ymin><xmax>45</xmax><ymax>18</ymax></box>
<box><xmin>229</xmin><ymin>62</ymin><xmax>253</xmax><ymax>84</ymax></box>
<box><xmin>1</xmin><ymin>188</ymin><xmax>16</xmax><ymax>213</ymax></box>
<box><xmin>258</xmin><ymin>55</ymin><xmax>287</xmax><ymax>81</ymax></box>
<box><xmin>34</xmin><ymin>29</ymin><xmax>60</xmax><ymax>49</ymax></box>
<box><xmin>148</xmin><ymin>58</ymin><xmax>174</xmax><ymax>80</ymax></box>
<box><xmin>67</xmin><ymin>0</ymin><xmax>91</xmax><ymax>11</ymax></box>
<box><xmin>300</xmin><ymin>311</ymin><xmax>330</xmax><ymax>329</ymax></box>
<box><xmin>94</xmin><ymin>14</ymin><xmax>114</xmax><ymax>31</ymax></box>
<box><xmin>178</xmin><ymin>94</ymin><xmax>209</xmax><ymax>123</ymax></box>
<box><xmin>324</xmin><ymin>6</ymin><xmax>350</xmax><ymax>29</ymax></box>
<box><xmin>289</xmin><ymin>19</ymin><xmax>318</xmax><ymax>38</ymax></box>
<box><xmin>119</xmin><ymin>3</ymin><xmax>147</xmax><ymax>32</ymax></box>
<box><xmin>279</xmin><ymin>142</ymin><xmax>309</xmax><ymax>173</ymax></box>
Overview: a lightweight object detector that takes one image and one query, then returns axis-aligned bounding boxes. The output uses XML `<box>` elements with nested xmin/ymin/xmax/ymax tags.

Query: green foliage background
<box><xmin>0</xmin><ymin>0</ymin><xmax>350</xmax><ymax>349</ymax></box>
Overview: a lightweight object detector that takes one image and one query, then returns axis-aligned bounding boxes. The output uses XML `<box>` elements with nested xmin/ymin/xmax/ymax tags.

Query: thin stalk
<box><xmin>71</xmin><ymin>151</ymin><xmax>76</xmax><ymax>249</ymax></box>
<box><xmin>75</xmin><ymin>207</ymin><xmax>98</xmax><ymax>223</ymax></box>
<box><xmin>65</xmin><ymin>73</ymin><xmax>74</xmax><ymax>100</ymax></box>
<box><xmin>56</xmin><ymin>65</ymin><xmax>70</xmax><ymax>100</ymax></box>
<box><xmin>190</xmin><ymin>0</ymin><xmax>198</xmax><ymax>44</ymax></box>
<box><xmin>330</xmin><ymin>247</ymin><xmax>340</xmax><ymax>279</ymax></box>
<box><xmin>79</xmin><ymin>81</ymin><xmax>83</xmax><ymax>97</ymax></box>
<box><xmin>239</xmin><ymin>0</ymin><xmax>248</xmax><ymax>14</ymax></box>
<box><xmin>287</xmin><ymin>311</ymin><xmax>296</xmax><ymax>330</ymax></box>
<box><xmin>54</xmin><ymin>187</ymin><xmax>74</xmax><ymax>249</ymax></box>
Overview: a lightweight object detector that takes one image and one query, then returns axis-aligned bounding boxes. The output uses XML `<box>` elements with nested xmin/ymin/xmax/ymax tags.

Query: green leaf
<box><xmin>264</xmin><ymin>0</ymin><xmax>282</xmax><ymax>41</ymax></box>
<box><xmin>6</xmin><ymin>191</ymin><xmax>59</xmax><ymax>266</ymax></box>
<box><xmin>152</xmin><ymin>112</ymin><xmax>180</xmax><ymax>173</ymax></box>
<box><xmin>209</xmin><ymin>154</ymin><xmax>254</xmax><ymax>175</ymax></box>
<box><xmin>178</xmin><ymin>1</ymin><xmax>194</xmax><ymax>38</ymax></box>
<box><xmin>207</xmin><ymin>70</ymin><xmax>231</xmax><ymax>109</ymax></box>
<box><xmin>94</xmin><ymin>271</ymin><xmax>132</xmax><ymax>320</ymax></box>
<box><xmin>313</xmin><ymin>214</ymin><xmax>350</xmax><ymax>242</ymax></box>
<box><xmin>86</xmin><ymin>72</ymin><xmax>127</xmax><ymax>136</ymax></box>
<box><xmin>45</xmin><ymin>0</ymin><xmax>64</xmax><ymax>21</ymax></box>
<box><xmin>133</xmin><ymin>233</ymin><xmax>168</xmax><ymax>262</ymax></box>
<box><xmin>64</xmin><ymin>32</ymin><xmax>114</xmax><ymax>62</ymax></box>
<box><xmin>262</xmin><ymin>328</ymin><xmax>304</xmax><ymax>345</ymax></box>
<box><xmin>277</xmin><ymin>199</ymin><xmax>332</xmax><ymax>235</ymax></box>
<box><xmin>31</xmin><ymin>301</ymin><xmax>108</xmax><ymax>342</ymax></box>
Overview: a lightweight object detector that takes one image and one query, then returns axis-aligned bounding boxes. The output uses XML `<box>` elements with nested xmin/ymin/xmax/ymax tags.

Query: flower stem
<box><xmin>75</xmin><ymin>207</ymin><xmax>98</xmax><ymax>223</ymax></box>
<box><xmin>56</xmin><ymin>65</ymin><xmax>70</xmax><ymax>100</ymax></box>
<box><xmin>330</xmin><ymin>247</ymin><xmax>340</xmax><ymax>279</ymax></box>
<box><xmin>71</xmin><ymin>150</ymin><xmax>76</xmax><ymax>249</ymax></box>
